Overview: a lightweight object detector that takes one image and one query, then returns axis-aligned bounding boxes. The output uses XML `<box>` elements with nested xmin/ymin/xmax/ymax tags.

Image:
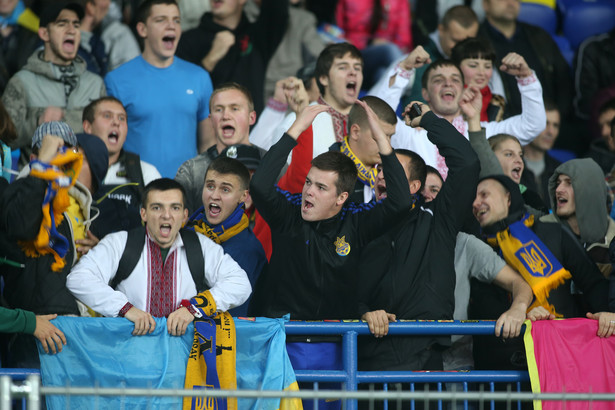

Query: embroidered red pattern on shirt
<box><xmin>318</xmin><ymin>96</ymin><xmax>348</xmax><ymax>143</ymax></box>
<box><xmin>146</xmin><ymin>238</ymin><xmax>178</xmax><ymax>318</ymax></box>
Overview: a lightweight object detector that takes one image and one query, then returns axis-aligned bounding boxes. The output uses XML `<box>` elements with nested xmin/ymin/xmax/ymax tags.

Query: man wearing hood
<box><xmin>2</xmin><ymin>2</ymin><xmax>106</xmax><ymax>168</ymax></box>
<box><xmin>471</xmin><ymin>173</ymin><xmax>610</xmax><ymax>368</ymax></box>
<box><xmin>540</xmin><ymin>158</ymin><xmax>615</xmax><ymax>278</ymax></box>
<box><xmin>176</xmin><ymin>0</ymin><xmax>288</xmax><ymax>115</ymax></box>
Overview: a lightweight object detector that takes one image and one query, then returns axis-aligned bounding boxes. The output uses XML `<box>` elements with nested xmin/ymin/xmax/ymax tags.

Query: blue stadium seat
<box><xmin>518</xmin><ymin>2</ymin><xmax>559</xmax><ymax>34</ymax></box>
<box><xmin>552</xmin><ymin>35</ymin><xmax>574</xmax><ymax>68</ymax></box>
<box><xmin>563</xmin><ymin>3</ymin><xmax>615</xmax><ymax>50</ymax></box>
<box><xmin>557</xmin><ymin>0</ymin><xmax>615</xmax><ymax>15</ymax></box>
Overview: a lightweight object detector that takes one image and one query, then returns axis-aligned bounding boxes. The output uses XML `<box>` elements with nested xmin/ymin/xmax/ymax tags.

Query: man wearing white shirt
<box><xmin>67</xmin><ymin>178</ymin><xmax>251</xmax><ymax>336</ymax></box>
<box><xmin>371</xmin><ymin>53</ymin><xmax>545</xmax><ymax>179</ymax></box>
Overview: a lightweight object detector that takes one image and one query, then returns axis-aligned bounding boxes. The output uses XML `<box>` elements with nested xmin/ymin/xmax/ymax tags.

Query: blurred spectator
<box><xmin>335</xmin><ymin>0</ymin><xmax>411</xmax><ymax>89</ymax></box>
<box><xmin>478</xmin><ymin>0</ymin><xmax>571</xmax><ymax>120</ymax></box>
<box><xmin>451</xmin><ymin>36</ymin><xmax>506</xmax><ymax>122</ymax></box>
<box><xmin>0</xmin><ymin>0</ymin><xmax>39</xmax><ymax>94</ymax></box>
<box><xmin>573</xmin><ymin>29</ymin><xmax>615</xmax><ymax>120</ymax></box>
<box><xmin>523</xmin><ymin>100</ymin><xmax>561</xmax><ymax>202</ymax></box>
<box><xmin>244</xmin><ymin>0</ymin><xmax>324</xmax><ymax>104</ymax></box>
<box><xmin>176</xmin><ymin>0</ymin><xmax>289</xmax><ymax>114</ymax></box>
<box><xmin>105</xmin><ymin>0</ymin><xmax>213</xmax><ymax>178</ymax></box>
<box><xmin>587</xmin><ymin>97</ymin><xmax>615</xmax><ymax>175</ymax></box>
<box><xmin>80</xmin><ymin>0</ymin><xmax>140</xmax><ymax>73</ymax></box>
<box><xmin>2</xmin><ymin>2</ymin><xmax>106</xmax><ymax>168</ymax></box>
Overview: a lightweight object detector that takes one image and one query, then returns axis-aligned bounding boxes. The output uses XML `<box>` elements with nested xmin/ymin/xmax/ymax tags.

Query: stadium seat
<box><xmin>552</xmin><ymin>35</ymin><xmax>574</xmax><ymax>68</ymax></box>
<box><xmin>563</xmin><ymin>3</ymin><xmax>615</xmax><ymax>50</ymax></box>
<box><xmin>557</xmin><ymin>0</ymin><xmax>614</xmax><ymax>15</ymax></box>
<box><xmin>518</xmin><ymin>2</ymin><xmax>559</xmax><ymax>34</ymax></box>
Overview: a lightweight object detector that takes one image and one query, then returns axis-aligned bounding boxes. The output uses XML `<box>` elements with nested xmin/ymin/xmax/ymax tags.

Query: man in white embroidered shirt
<box><xmin>67</xmin><ymin>178</ymin><xmax>251</xmax><ymax>336</ymax></box>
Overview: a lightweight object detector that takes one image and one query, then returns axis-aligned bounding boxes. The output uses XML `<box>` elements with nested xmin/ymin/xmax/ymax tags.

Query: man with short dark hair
<box><xmin>250</xmin><ymin>101</ymin><xmax>412</xmax><ymax>320</ymax></box>
<box><xmin>66</xmin><ymin>177</ymin><xmax>251</xmax><ymax>336</ymax></box>
<box><xmin>176</xmin><ymin>82</ymin><xmax>259</xmax><ymax>214</ymax></box>
<box><xmin>83</xmin><ymin>96</ymin><xmax>161</xmax><ymax>238</ymax></box>
<box><xmin>186</xmin><ymin>156</ymin><xmax>266</xmax><ymax>316</ymax></box>
<box><xmin>104</xmin><ymin>0</ymin><xmax>213</xmax><ymax>178</ymax></box>
<box><xmin>2</xmin><ymin>1</ymin><xmax>106</xmax><ymax>167</ymax></box>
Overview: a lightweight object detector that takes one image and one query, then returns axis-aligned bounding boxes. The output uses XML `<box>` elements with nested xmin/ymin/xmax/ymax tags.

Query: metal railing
<box><xmin>4</xmin><ymin>320</ymin><xmax>597</xmax><ymax>410</ymax></box>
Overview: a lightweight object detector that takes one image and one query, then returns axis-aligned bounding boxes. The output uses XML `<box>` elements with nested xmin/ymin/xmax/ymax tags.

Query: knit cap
<box><xmin>31</xmin><ymin>121</ymin><xmax>77</xmax><ymax>149</ymax></box>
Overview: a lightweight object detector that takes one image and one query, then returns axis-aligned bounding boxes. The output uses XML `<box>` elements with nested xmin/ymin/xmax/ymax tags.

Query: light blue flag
<box><xmin>39</xmin><ymin>316</ymin><xmax>299</xmax><ymax>410</ymax></box>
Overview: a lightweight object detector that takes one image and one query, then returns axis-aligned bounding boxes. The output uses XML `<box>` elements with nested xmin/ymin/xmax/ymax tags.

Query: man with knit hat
<box><xmin>470</xmin><ymin>173</ymin><xmax>610</xmax><ymax>368</ymax></box>
<box><xmin>0</xmin><ymin>121</ymin><xmax>108</xmax><ymax>368</ymax></box>
<box><xmin>539</xmin><ymin>159</ymin><xmax>615</xmax><ymax>277</ymax></box>
<box><xmin>2</xmin><ymin>1</ymin><xmax>106</xmax><ymax>168</ymax></box>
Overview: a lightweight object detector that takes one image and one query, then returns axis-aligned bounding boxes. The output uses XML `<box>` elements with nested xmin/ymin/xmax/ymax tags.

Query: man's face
<box><xmin>320</xmin><ymin>52</ymin><xmax>363</xmax><ymax>112</ymax></box>
<box><xmin>39</xmin><ymin>9</ymin><xmax>81</xmax><ymax>65</ymax></box>
<box><xmin>137</xmin><ymin>3</ymin><xmax>180</xmax><ymax>64</ymax></box>
<box><xmin>438</xmin><ymin>20</ymin><xmax>479</xmax><ymax>57</ymax></box>
<box><xmin>141</xmin><ymin>188</ymin><xmax>188</xmax><ymax>249</ymax></box>
<box><xmin>483</xmin><ymin>0</ymin><xmax>520</xmax><ymax>24</ymax></box>
<box><xmin>374</xmin><ymin>153</ymin><xmax>420</xmax><ymax>200</ymax></box>
<box><xmin>301</xmin><ymin>167</ymin><xmax>347</xmax><ymax>221</ymax></box>
<box><xmin>83</xmin><ymin>100</ymin><xmax>128</xmax><ymax>158</ymax></box>
<box><xmin>493</xmin><ymin>138</ymin><xmax>524</xmax><ymax>184</ymax></box>
<box><xmin>554</xmin><ymin>174</ymin><xmax>576</xmax><ymax>219</ymax></box>
<box><xmin>422</xmin><ymin>65</ymin><xmax>464</xmax><ymax>118</ymax></box>
<box><xmin>210</xmin><ymin>89</ymin><xmax>256</xmax><ymax>149</ymax></box>
<box><xmin>0</xmin><ymin>0</ymin><xmax>18</xmax><ymax>17</ymax></box>
<box><xmin>473</xmin><ymin>179</ymin><xmax>511</xmax><ymax>227</ymax></box>
<box><xmin>201</xmin><ymin>170</ymin><xmax>248</xmax><ymax>225</ymax></box>
<box><xmin>422</xmin><ymin>172</ymin><xmax>442</xmax><ymax>202</ymax></box>
<box><xmin>350</xmin><ymin>120</ymin><xmax>395</xmax><ymax>167</ymax></box>
<box><xmin>459</xmin><ymin>58</ymin><xmax>493</xmax><ymax>90</ymax></box>
<box><xmin>598</xmin><ymin>108</ymin><xmax>615</xmax><ymax>151</ymax></box>
<box><xmin>88</xmin><ymin>0</ymin><xmax>111</xmax><ymax>25</ymax></box>
<box><xmin>210</xmin><ymin>0</ymin><xmax>245</xmax><ymax>21</ymax></box>
<box><xmin>530</xmin><ymin>109</ymin><xmax>560</xmax><ymax>152</ymax></box>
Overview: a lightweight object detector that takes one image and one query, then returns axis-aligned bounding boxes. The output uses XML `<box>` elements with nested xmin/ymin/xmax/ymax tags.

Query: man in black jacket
<box><xmin>356</xmin><ymin>102</ymin><xmax>480</xmax><ymax>374</ymax></box>
<box><xmin>250</xmin><ymin>100</ymin><xmax>413</xmax><ymax>321</ymax></box>
<box><xmin>176</xmin><ymin>0</ymin><xmax>288</xmax><ymax>115</ymax></box>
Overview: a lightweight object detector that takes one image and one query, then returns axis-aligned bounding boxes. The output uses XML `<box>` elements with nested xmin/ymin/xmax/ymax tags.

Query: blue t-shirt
<box><xmin>105</xmin><ymin>56</ymin><xmax>213</xmax><ymax>178</ymax></box>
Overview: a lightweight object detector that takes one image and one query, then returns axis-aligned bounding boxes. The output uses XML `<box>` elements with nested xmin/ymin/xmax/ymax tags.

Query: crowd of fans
<box><xmin>1</xmin><ymin>0</ymin><xmax>615</xmax><ymax>407</ymax></box>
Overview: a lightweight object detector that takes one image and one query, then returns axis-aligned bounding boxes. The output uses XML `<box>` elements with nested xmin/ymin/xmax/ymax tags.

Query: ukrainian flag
<box><xmin>38</xmin><ymin>316</ymin><xmax>302</xmax><ymax>410</ymax></box>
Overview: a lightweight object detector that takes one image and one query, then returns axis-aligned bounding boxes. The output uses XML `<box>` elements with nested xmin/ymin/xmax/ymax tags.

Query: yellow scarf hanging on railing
<box><xmin>488</xmin><ymin>214</ymin><xmax>571</xmax><ymax>317</ymax></box>
<box><xmin>19</xmin><ymin>149</ymin><xmax>83</xmax><ymax>271</ymax></box>
<box><xmin>184</xmin><ymin>290</ymin><xmax>237</xmax><ymax>410</ymax></box>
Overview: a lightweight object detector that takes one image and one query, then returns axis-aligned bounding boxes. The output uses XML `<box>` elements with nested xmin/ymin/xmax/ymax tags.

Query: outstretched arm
<box><xmin>492</xmin><ymin>265</ymin><xmax>533</xmax><ymax>338</ymax></box>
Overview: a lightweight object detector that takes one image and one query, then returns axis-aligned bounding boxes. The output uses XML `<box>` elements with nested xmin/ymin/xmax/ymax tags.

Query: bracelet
<box><xmin>180</xmin><ymin>299</ymin><xmax>202</xmax><ymax>318</ymax></box>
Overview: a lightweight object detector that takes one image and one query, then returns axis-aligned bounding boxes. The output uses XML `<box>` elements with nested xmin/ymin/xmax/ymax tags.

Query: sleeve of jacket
<box><xmin>468</xmin><ymin>128</ymin><xmax>503</xmax><ymax>177</ymax></box>
<box><xmin>0</xmin><ymin>175</ymin><xmax>47</xmax><ymax>240</ymax></box>
<box><xmin>573</xmin><ymin>39</ymin><xmax>603</xmax><ymax>120</ymax></box>
<box><xmin>250</xmin><ymin>133</ymin><xmax>303</xmax><ymax>232</ymax></box>
<box><xmin>0</xmin><ymin>307</ymin><xmax>36</xmax><ymax>334</ymax></box>
<box><xmin>483</xmin><ymin>73</ymin><xmax>546</xmax><ymax>145</ymax></box>
<box><xmin>560</xmin><ymin>226</ymin><xmax>610</xmax><ymax>313</ymax></box>
<box><xmin>2</xmin><ymin>75</ymin><xmax>35</xmax><ymax>150</ymax></box>
<box><xmin>427</xmin><ymin>113</ymin><xmax>480</xmax><ymax>233</ymax></box>
<box><xmin>255</xmin><ymin>0</ymin><xmax>289</xmax><ymax>63</ymax></box>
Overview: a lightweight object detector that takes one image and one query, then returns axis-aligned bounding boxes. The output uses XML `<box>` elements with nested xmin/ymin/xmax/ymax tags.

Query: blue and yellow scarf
<box><xmin>487</xmin><ymin>214</ymin><xmax>572</xmax><ymax>316</ymax></box>
<box><xmin>340</xmin><ymin>136</ymin><xmax>377</xmax><ymax>189</ymax></box>
<box><xmin>19</xmin><ymin>148</ymin><xmax>83</xmax><ymax>271</ymax></box>
<box><xmin>190</xmin><ymin>204</ymin><xmax>249</xmax><ymax>244</ymax></box>
<box><xmin>184</xmin><ymin>291</ymin><xmax>236</xmax><ymax>410</ymax></box>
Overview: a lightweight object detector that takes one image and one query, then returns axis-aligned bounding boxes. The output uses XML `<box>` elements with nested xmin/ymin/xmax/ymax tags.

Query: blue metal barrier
<box><xmin>1</xmin><ymin>320</ymin><xmax>530</xmax><ymax>410</ymax></box>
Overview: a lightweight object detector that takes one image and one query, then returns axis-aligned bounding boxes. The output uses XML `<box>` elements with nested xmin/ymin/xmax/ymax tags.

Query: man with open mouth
<box><xmin>104</xmin><ymin>0</ymin><xmax>214</xmax><ymax>179</ymax></box>
<box><xmin>2</xmin><ymin>1</ymin><xmax>106</xmax><ymax>169</ymax></box>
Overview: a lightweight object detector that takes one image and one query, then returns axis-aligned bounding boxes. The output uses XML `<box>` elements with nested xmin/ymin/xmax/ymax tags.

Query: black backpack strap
<box><xmin>122</xmin><ymin>151</ymin><xmax>145</xmax><ymax>187</ymax></box>
<box><xmin>179</xmin><ymin>229</ymin><xmax>207</xmax><ymax>292</ymax></box>
<box><xmin>111</xmin><ymin>226</ymin><xmax>146</xmax><ymax>289</ymax></box>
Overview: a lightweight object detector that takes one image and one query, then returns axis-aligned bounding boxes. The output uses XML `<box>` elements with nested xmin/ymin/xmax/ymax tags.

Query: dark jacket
<box><xmin>0</xmin><ymin>25</ymin><xmax>39</xmax><ymax>94</ymax></box>
<box><xmin>176</xmin><ymin>0</ymin><xmax>288</xmax><ymax>114</ymax></box>
<box><xmin>249</xmin><ymin>129</ymin><xmax>412</xmax><ymax>320</ymax></box>
<box><xmin>356</xmin><ymin>113</ymin><xmax>480</xmax><ymax>371</ymax></box>
<box><xmin>0</xmin><ymin>176</ymin><xmax>82</xmax><ymax>315</ymax></box>
<box><xmin>479</xmin><ymin>20</ymin><xmax>572</xmax><ymax>119</ymax></box>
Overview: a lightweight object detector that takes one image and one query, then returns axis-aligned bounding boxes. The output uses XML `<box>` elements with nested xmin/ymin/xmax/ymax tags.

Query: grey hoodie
<box><xmin>2</xmin><ymin>50</ymin><xmax>106</xmax><ymax>165</ymax></box>
<box><xmin>545</xmin><ymin>158</ymin><xmax>609</xmax><ymax>245</ymax></box>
